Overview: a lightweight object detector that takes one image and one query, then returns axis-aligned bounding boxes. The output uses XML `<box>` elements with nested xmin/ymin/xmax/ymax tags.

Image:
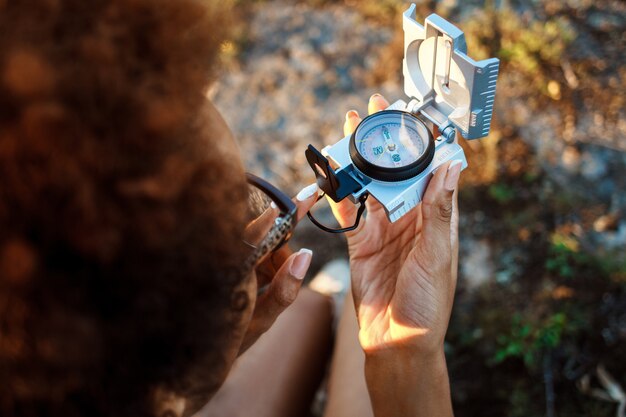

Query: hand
<box><xmin>331</xmin><ymin>94</ymin><xmax>461</xmax><ymax>356</ymax></box>
<box><xmin>238</xmin><ymin>184</ymin><xmax>319</xmax><ymax>354</ymax></box>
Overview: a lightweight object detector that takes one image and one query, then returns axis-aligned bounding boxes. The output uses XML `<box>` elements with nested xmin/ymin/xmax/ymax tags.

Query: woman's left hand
<box><xmin>332</xmin><ymin>94</ymin><xmax>460</xmax><ymax>356</ymax></box>
<box><xmin>238</xmin><ymin>184</ymin><xmax>319</xmax><ymax>354</ymax></box>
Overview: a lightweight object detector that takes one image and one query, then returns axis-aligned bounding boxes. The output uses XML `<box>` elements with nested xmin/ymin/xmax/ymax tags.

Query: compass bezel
<box><xmin>349</xmin><ymin>110</ymin><xmax>435</xmax><ymax>182</ymax></box>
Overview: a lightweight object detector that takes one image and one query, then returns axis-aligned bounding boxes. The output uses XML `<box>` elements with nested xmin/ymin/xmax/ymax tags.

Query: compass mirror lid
<box><xmin>402</xmin><ymin>6</ymin><xmax>500</xmax><ymax>140</ymax></box>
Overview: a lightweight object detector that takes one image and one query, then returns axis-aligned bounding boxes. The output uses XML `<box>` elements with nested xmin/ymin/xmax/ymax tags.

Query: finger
<box><xmin>244</xmin><ymin>205</ymin><xmax>279</xmax><ymax>245</ymax></box>
<box><xmin>364</xmin><ymin>192</ymin><xmax>387</xmax><ymax>220</ymax></box>
<box><xmin>368</xmin><ymin>93</ymin><xmax>390</xmax><ymax>115</ymax></box>
<box><xmin>450</xmin><ymin>187</ymin><xmax>460</xmax><ymax>287</ymax></box>
<box><xmin>343</xmin><ymin>110</ymin><xmax>362</xmax><ymax>136</ymax></box>
<box><xmin>327</xmin><ymin>195</ymin><xmax>358</xmax><ymax>229</ymax></box>
<box><xmin>253</xmin><ymin>248</ymin><xmax>312</xmax><ymax>330</ymax></box>
<box><xmin>250</xmin><ymin>182</ymin><xmax>318</xmax><ymax>287</ymax></box>
<box><xmin>419</xmin><ymin>160</ymin><xmax>462</xmax><ymax>257</ymax></box>
<box><xmin>294</xmin><ymin>182</ymin><xmax>319</xmax><ymax>221</ymax></box>
<box><xmin>450</xmin><ymin>187</ymin><xmax>459</xmax><ymax>257</ymax></box>
<box><xmin>251</xmin><ymin>182</ymin><xmax>319</xmax><ymax>234</ymax></box>
<box><xmin>255</xmin><ymin>246</ymin><xmax>293</xmax><ymax>288</ymax></box>
<box><xmin>271</xmin><ymin>245</ymin><xmax>292</xmax><ymax>271</ymax></box>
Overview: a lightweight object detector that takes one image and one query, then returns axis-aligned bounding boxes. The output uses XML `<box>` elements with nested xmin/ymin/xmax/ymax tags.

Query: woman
<box><xmin>0</xmin><ymin>1</ymin><xmax>460</xmax><ymax>416</ymax></box>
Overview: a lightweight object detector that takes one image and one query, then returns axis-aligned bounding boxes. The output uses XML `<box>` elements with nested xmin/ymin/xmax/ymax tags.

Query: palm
<box><xmin>345</xmin><ymin>199</ymin><xmax>452</xmax><ymax>352</ymax></box>
<box><xmin>347</xmin><ymin>202</ymin><xmax>420</xmax><ymax>307</ymax></box>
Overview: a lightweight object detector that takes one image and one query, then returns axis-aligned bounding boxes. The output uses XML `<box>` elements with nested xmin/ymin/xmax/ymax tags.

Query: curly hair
<box><xmin>0</xmin><ymin>1</ymin><xmax>249</xmax><ymax>416</ymax></box>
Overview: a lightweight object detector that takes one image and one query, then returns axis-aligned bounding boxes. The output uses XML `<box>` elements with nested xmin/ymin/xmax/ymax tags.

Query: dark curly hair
<box><xmin>0</xmin><ymin>1</ymin><xmax>249</xmax><ymax>416</ymax></box>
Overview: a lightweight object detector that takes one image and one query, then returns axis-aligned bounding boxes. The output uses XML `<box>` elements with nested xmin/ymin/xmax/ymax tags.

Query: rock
<box><xmin>587</xmin><ymin>11</ymin><xmax>625</xmax><ymax>32</ymax></box>
<box><xmin>580</xmin><ymin>149</ymin><xmax>608</xmax><ymax>181</ymax></box>
<box><xmin>461</xmin><ymin>239</ymin><xmax>494</xmax><ymax>290</ymax></box>
<box><xmin>561</xmin><ymin>145</ymin><xmax>581</xmax><ymax>172</ymax></box>
<box><xmin>593</xmin><ymin>213</ymin><xmax>620</xmax><ymax>232</ymax></box>
<box><xmin>595</xmin><ymin>221</ymin><xmax>626</xmax><ymax>251</ymax></box>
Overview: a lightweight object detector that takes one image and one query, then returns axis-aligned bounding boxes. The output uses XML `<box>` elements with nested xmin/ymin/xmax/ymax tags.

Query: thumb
<box><xmin>420</xmin><ymin>160</ymin><xmax>462</xmax><ymax>255</ymax></box>
<box><xmin>327</xmin><ymin>196</ymin><xmax>367</xmax><ymax>238</ymax></box>
<box><xmin>327</xmin><ymin>196</ymin><xmax>358</xmax><ymax>229</ymax></box>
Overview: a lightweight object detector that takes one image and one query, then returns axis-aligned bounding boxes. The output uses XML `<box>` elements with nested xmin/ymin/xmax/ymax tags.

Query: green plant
<box><xmin>544</xmin><ymin>233</ymin><xmax>626</xmax><ymax>280</ymax></box>
<box><xmin>493</xmin><ymin>312</ymin><xmax>571</xmax><ymax>368</ymax></box>
<box><xmin>488</xmin><ymin>182</ymin><xmax>516</xmax><ymax>204</ymax></box>
<box><xmin>545</xmin><ymin>233</ymin><xmax>579</xmax><ymax>279</ymax></box>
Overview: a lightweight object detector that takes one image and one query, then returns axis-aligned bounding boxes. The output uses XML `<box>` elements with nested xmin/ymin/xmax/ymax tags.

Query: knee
<box><xmin>294</xmin><ymin>288</ymin><xmax>333</xmax><ymax>324</ymax></box>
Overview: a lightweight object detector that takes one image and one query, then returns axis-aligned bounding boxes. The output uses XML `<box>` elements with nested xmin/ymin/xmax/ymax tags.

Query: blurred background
<box><xmin>210</xmin><ymin>0</ymin><xmax>625</xmax><ymax>415</ymax></box>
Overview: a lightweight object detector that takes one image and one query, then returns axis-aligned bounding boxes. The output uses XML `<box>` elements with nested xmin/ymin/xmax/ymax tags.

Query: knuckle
<box><xmin>271</xmin><ymin>286</ymin><xmax>295</xmax><ymax>309</ymax></box>
<box><xmin>438</xmin><ymin>198</ymin><xmax>453</xmax><ymax>220</ymax></box>
<box><xmin>421</xmin><ymin>199</ymin><xmax>435</xmax><ymax>219</ymax></box>
<box><xmin>422</xmin><ymin>192</ymin><xmax>437</xmax><ymax>208</ymax></box>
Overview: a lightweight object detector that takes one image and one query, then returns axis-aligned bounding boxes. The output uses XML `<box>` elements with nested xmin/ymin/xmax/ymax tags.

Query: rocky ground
<box><xmin>211</xmin><ymin>1</ymin><xmax>626</xmax><ymax>415</ymax></box>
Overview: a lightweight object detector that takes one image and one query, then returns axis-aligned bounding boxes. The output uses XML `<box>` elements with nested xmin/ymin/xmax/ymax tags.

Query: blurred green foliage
<box><xmin>463</xmin><ymin>8</ymin><xmax>575</xmax><ymax>94</ymax></box>
<box><xmin>546</xmin><ymin>233</ymin><xmax>580</xmax><ymax>279</ymax></box>
<box><xmin>547</xmin><ymin>233</ymin><xmax>626</xmax><ymax>280</ymax></box>
<box><xmin>493</xmin><ymin>312</ymin><xmax>572</xmax><ymax>368</ymax></box>
<box><xmin>449</xmin><ymin>168</ymin><xmax>626</xmax><ymax>415</ymax></box>
<box><xmin>488</xmin><ymin>183</ymin><xmax>516</xmax><ymax>204</ymax></box>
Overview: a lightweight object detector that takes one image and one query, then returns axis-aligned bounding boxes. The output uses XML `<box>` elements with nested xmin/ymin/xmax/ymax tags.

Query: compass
<box><xmin>349</xmin><ymin>110</ymin><xmax>435</xmax><ymax>182</ymax></box>
<box><xmin>304</xmin><ymin>8</ymin><xmax>500</xmax><ymax>229</ymax></box>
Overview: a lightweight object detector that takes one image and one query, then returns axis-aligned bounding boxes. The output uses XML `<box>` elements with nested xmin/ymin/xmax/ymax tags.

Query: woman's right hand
<box><xmin>329</xmin><ymin>94</ymin><xmax>460</xmax><ymax>416</ymax></box>
<box><xmin>238</xmin><ymin>185</ymin><xmax>319</xmax><ymax>355</ymax></box>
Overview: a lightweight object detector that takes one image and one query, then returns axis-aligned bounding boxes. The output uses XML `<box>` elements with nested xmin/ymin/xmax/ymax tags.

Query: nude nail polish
<box><xmin>290</xmin><ymin>249</ymin><xmax>313</xmax><ymax>280</ymax></box>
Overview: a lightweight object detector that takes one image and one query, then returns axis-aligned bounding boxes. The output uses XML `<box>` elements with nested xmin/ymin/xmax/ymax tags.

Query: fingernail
<box><xmin>445</xmin><ymin>160</ymin><xmax>463</xmax><ymax>191</ymax></box>
<box><xmin>270</xmin><ymin>201</ymin><xmax>277</xmax><ymax>209</ymax></box>
<box><xmin>290</xmin><ymin>248</ymin><xmax>313</xmax><ymax>280</ymax></box>
<box><xmin>369</xmin><ymin>94</ymin><xmax>387</xmax><ymax>113</ymax></box>
<box><xmin>296</xmin><ymin>183</ymin><xmax>319</xmax><ymax>201</ymax></box>
<box><xmin>345</xmin><ymin>110</ymin><xmax>359</xmax><ymax>121</ymax></box>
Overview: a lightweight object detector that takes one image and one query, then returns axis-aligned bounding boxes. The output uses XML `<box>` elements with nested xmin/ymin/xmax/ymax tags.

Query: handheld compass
<box><xmin>305</xmin><ymin>6</ymin><xmax>500</xmax><ymax>231</ymax></box>
<box><xmin>349</xmin><ymin>110</ymin><xmax>435</xmax><ymax>182</ymax></box>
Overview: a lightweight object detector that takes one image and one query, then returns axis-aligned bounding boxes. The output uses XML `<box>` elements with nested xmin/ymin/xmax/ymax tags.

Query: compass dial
<box><xmin>357</xmin><ymin>122</ymin><xmax>427</xmax><ymax>168</ymax></box>
<box><xmin>349</xmin><ymin>110</ymin><xmax>435</xmax><ymax>182</ymax></box>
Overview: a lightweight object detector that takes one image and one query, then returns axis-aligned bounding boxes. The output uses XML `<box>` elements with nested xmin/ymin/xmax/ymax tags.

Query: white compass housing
<box><xmin>403</xmin><ymin>6</ymin><xmax>499</xmax><ymax>139</ymax></box>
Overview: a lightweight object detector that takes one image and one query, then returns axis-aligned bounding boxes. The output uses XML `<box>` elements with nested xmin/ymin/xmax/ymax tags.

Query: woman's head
<box><xmin>0</xmin><ymin>1</ymin><xmax>255</xmax><ymax>415</ymax></box>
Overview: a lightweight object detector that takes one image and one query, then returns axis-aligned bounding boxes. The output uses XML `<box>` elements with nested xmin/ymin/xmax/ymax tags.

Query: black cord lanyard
<box><xmin>306</xmin><ymin>193</ymin><xmax>368</xmax><ymax>234</ymax></box>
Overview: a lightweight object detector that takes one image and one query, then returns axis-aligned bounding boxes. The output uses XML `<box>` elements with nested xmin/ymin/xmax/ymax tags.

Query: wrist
<box><xmin>364</xmin><ymin>344</ymin><xmax>446</xmax><ymax>377</ymax></box>
<box><xmin>363</xmin><ymin>348</ymin><xmax>452</xmax><ymax>417</ymax></box>
<box><xmin>359</xmin><ymin>324</ymin><xmax>446</xmax><ymax>359</ymax></box>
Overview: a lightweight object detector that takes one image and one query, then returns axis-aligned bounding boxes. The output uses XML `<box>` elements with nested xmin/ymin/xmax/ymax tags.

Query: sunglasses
<box><xmin>243</xmin><ymin>173</ymin><xmax>297</xmax><ymax>272</ymax></box>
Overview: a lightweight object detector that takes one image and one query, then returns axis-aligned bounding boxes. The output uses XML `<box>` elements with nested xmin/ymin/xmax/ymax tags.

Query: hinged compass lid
<box><xmin>402</xmin><ymin>6</ymin><xmax>500</xmax><ymax>139</ymax></box>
